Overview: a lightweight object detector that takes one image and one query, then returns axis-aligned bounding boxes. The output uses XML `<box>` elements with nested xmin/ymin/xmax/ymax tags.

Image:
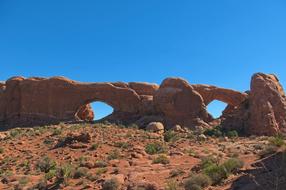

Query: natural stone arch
<box><xmin>0</xmin><ymin>76</ymin><xmax>142</xmax><ymax>127</ymax></box>
<box><xmin>192</xmin><ymin>84</ymin><xmax>248</xmax><ymax>106</ymax></box>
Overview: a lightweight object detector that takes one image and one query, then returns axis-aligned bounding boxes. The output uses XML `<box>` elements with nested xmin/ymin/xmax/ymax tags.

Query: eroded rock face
<box><xmin>0</xmin><ymin>76</ymin><xmax>142</xmax><ymax>127</ymax></box>
<box><xmin>153</xmin><ymin>78</ymin><xmax>210</xmax><ymax>127</ymax></box>
<box><xmin>248</xmin><ymin>73</ymin><xmax>286</xmax><ymax>135</ymax></box>
<box><xmin>192</xmin><ymin>85</ymin><xmax>248</xmax><ymax>106</ymax></box>
<box><xmin>222</xmin><ymin>73</ymin><xmax>286</xmax><ymax>136</ymax></box>
<box><xmin>1</xmin><ymin>73</ymin><xmax>283</xmax><ymax>136</ymax></box>
<box><xmin>128</xmin><ymin>82</ymin><xmax>159</xmax><ymax>96</ymax></box>
<box><xmin>76</xmin><ymin>104</ymin><xmax>95</xmax><ymax>121</ymax></box>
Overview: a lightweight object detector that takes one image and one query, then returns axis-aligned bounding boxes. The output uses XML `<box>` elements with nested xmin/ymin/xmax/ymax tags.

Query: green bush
<box><xmin>107</xmin><ymin>149</ymin><xmax>120</xmax><ymax>160</ymax></box>
<box><xmin>153</xmin><ymin>155</ymin><xmax>170</xmax><ymax>165</ymax></box>
<box><xmin>145</xmin><ymin>142</ymin><xmax>167</xmax><ymax>155</ymax></box>
<box><xmin>204</xmin><ymin>126</ymin><xmax>239</xmax><ymax>138</ymax></box>
<box><xmin>9</xmin><ymin>129</ymin><xmax>22</xmax><ymax>138</ymax></box>
<box><xmin>164</xmin><ymin>131</ymin><xmax>179</xmax><ymax>142</ymax></box>
<box><xmin>45</xmin><ymin>169</ymin><xmax>57</xmax><ymax>180</ymax></box>
<box><xmin>94</xmin><ymin>160</ymin><xmax>108</xmax><ymax>168</ymax></box>
<box><xmin>203</xmin><ymin>126</ymin><xmax>223</xmax><ymax>137</ymax></box>
<box><xmin>114</xmin><ymin>142</ymin><xmax>131</xmax><ymax>149</ymax></box>
<box><xmin>90</xmin><ymin>143</ymin><xmax>100</xmax><ymax>150</ymax></box>
<box><xmin>73</xmin><ymin>167</ymin><xmax>88</xmax><ymax>179</ymax></box>
<box><xmin>259</xmin><ymin>145</ymin><xmax>279</xmax><ymax>158</ymax></box>
<box><xmin>165</xmin><ymin>180</ymin><xmax>179</xmax><ymax>190</ymax></box>
<box><xmin>169</xmin><ymin>168</ymin><xmax>185</xmax><ymax>177</ymax></box>
<box><xmin>57</xmin><ymin>164</ymin><xmax>74</xmax><ymax>179</ymax></box>
<box><xmin>102</xmin><ymin>178</ymin><xmax>119</xmax><ymax>190</ymax></box>
<box><xmin>96</xmin><ymin>168</ymin><xmax>108</xmax><ymax>175</ymax></box>
<box><xmin>226</xmin><ymin>130</ymin><xmax>238</xmax><ymax>138</ymax></box>
<box><xmin>184</xmin><ymin>174</ymin><xmax>211</xmax><ymax>190</ymax></box>
<box><xmin>269</xmin><ymin>135</ymin><xmax>285</xmax><ymax>147</ymax></box>
<box><xmin>52</xmin><ymin>128</ymin><xmax>62</xmax><ymax>136</ymax></box>
<box><xmin>203</xmin><ymin>164</ymin><xmax>227</xmax><ymax>185</ymax></box>
<box><xmin>222</xmin><ymin>158</ymin><xmax>243</xmax><ymax>173</ymax></box>
<box><xmin>203</xmin><ymin>158</ymin><xmax>244</xmax><ymax>185</ymax></box>
<box><xmin>36</xmin><ymin>156</ymin><xmax>57</xmax><ymax>173</ymax></box>
<box><xmin>200</xmin><ymin>156</ymin><xmax>219</xmax><ymax>169</ymax></box>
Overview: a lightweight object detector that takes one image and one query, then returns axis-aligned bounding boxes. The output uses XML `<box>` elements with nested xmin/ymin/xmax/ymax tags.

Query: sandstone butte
<box><xmin>0</xmin><ymin>72</ymin><xmax>285</xmax><ymax>136</ymax></box>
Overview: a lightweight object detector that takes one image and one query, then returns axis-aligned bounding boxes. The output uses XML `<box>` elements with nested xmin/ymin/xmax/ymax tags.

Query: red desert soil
<box><xmin>0</xmin><ymin>123</ymin><xmax>284</xmax><ymax>190</ymax></box>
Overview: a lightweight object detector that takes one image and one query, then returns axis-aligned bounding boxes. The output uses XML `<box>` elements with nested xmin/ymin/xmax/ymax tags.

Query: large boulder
<box><xmin>146</xmin><ymin>122</ymin><xmax>165</xmax><ymax>133</ymax></box>
<box><xmin>154</xmin><ymin>78</ymin><xmax>210</xmax><ymax>127</ymax></box>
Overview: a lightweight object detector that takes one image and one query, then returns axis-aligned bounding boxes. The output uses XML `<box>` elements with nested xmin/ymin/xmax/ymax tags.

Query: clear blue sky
<box><xmin>1</xmin><ymin>1</ymin><xmax>286</xmax><ymax>119</ymax></box>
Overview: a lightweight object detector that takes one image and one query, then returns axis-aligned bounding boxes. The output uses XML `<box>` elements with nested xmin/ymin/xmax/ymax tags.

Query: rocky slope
<box><xmin>0</xmin><ymin>122</ymin><xmax>285</xmax><ymax>190</ymax></box>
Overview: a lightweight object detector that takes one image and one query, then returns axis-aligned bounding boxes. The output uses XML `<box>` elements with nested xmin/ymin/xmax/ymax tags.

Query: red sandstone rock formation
<box><xmin>192</xmin><ymin>85</ymin><xmax>248</xmax><ymax>106</ymax></box>
<box><xmin>153</xmin><ymin>78</ymin><xmax>210</xmax><ymax>127</ymax></box>
<box><xmin>76</xmin><ymin>104</ymin><xmax>94</xmax><ymax>121</ymax></box>
<box><xmin>248</xmin><ymin>73</ymin><xmax>286</xmax><ymax>135</ymax></box>
<box><xmin>0</xmin><ymin>76</ymin><xmax>142</xmax><ymax>127</ymax></box>
<box><xmin>222</xmin><ymin>73</ymin><xmax>286</xmax><ymax>136</ymax></box>
<box><xmin>2</xmin><ymin>73</ymin><xmax>284</xmax><ymax>136</ymax></box>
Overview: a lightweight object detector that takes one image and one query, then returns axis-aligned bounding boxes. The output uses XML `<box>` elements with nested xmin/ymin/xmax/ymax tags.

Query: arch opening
<box><xmin>90</xmin><ymin>102</ymin><xmax>114</xmax><ymax>121</ymax></box>
<box><xmin>206</xmin><ymin>100</ymin><xmax>227</xmax><ymax>119</ymax></box>
<box><xmin>75</xmin><ymin>101</ymin><xmax>114</xmax><ymax>122</ymax></box>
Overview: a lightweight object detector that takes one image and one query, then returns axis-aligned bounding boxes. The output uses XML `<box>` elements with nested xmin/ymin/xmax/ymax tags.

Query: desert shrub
<box><xmin>19</xmin><ymin>160</ymin><xmax>30</xmax><ymax>170</ymax></box>
<box><xmin>45</xmin><ymin>169</ymin><xmax>57</xmax><ymax>180</ymax></box>
<box><xmin>204</xmin><ymin>126</ymin><xmax>239</xmax><ymax>138</ymax></box>
<box><xmin>43</xmin><ymin>138</ymin><xmax>54</xmax><ymax>145</ymax></box>
<box><xmin>73</xmin><ymin>167</ymin><xmax>88</xmax><ymax>179</ymax></box>
<box><xmin>222</xmin><ymin>158</ymin><xmax>243</xmax><ymax>173</ymax></box>
<box><xmin>259</xmin><ymin>145</ymin><xmax>279</xmax><ymax>158</ymax></box>
<box><xmin>107</xmin><ymin>149</ymin><xmax>121</xmax><ymax>160</ymax></box>
<box><xmin>164</xmin><ymin>131</ymin><xmax>179</xmax><ymax>142</ymax></box>
<box><xmin>57</xmin><ymin>164</ymin><xmax>74</xmax><ymax>179</ymax></box>
<box><xmin>128</xmin><ymin>123</ymin><xmax>139</xmax><ymax>129</ymax></box>
<box><xmin>0</xmin><ymin>147</ymin><xmax>4</xmax><ymax>154</ymax></box>
<box><xmin>94</xmin><ymin>160</ymin><xmax>108</xmax><ymax>168</ymax></box>
<box><xmin>170</xmin><ymin>168</ymin><xmax>185</xmax><ymax>177</ymax></box>
<box><xmin>114</xmin><ymin>142</ymin><xmax>131</xmax><ymax>149</ymax></box>
<box><xmin>203</xmin><ymin>164</ymin><xmax>227</xmax><ymax>185</ymax></box>
<box><xmin>203</xmin><ymin>126</ymin><xmax>223</xmax><ymax>137</ymax></box>
<box><xmin>78</xmin><ymin>156</ymin><xmax>88</xmax><ymax>165</ymax></box>
<box><xmin>36</xmin><ymin>156</ymin><xmax>57</xmax><ymax>173</ymax></box>
<box><xmin>165</xmin><ymin>180</ymin><xmax>179</xmax><ymax>190</ymax></box>
<box><xmin>184</xmin><ymin>174</ymin><xmax>211</xmax><ymax>190</ymax></box>
<box><xmin>202</xmin><ymin>158</ymin><xmax>244</xmax><ymax>185</ymax></box>
<box><xmin>186</xmin><ymin>149</ymin><xmax>198</xmax><ymax>157</ymax></box>
<box><xmin>269</xmin><ymin>135</ymin><xmax>285</xmax><ymax>147</ymax></box>
<box><xmin>52</xmin><ymin>128</ymin><xmax>62</xmax><ymax>136</ymax></box>
<box><xmin>226</xmin><ymin>130</ymin><xmax>238</xmax><ymax>138</ymax></box>
<box><xmin>90</xmin><ymin>143</ymin><xmax>100</xmax><ymax>150</ymax></box>
<box><xmin>153</xmin><ymin>155</ymin><xmax>170</xmax><ymax>165</ymax></box>
<box><xmin>33</xmin><ymin>179</ymin><xmax>48</xmax><ymax>190</ymax></box>
<box><xmin>145</xmin><ymin>142</ymin><xmax>167</xmax><ymax>155</ymax></box>
<box><xmin>9</xmin><ymin>128</ymin><xmax>22</xmax><ymax>138</ymax></box>
<box><xmin>19</xmin><ymin>176</ymin><xmax>29</xmax><ymax>185</ymax></box>
<box><xmin>102</xmin><ymin>178</ymin><xmax>119</xmax><ymax>190</ymax></box>
<box><xmin>96</xmin><ymin>168</ymin><xmax>108</xmax><ymax>175</ymax></box>
<box><xmin>200</xmin><ymin>156</ymin><xmax>219</xmax><ymax>169</ymax></box>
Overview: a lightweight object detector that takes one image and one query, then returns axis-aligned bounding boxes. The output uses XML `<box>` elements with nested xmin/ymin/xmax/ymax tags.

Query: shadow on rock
<box><xmin>230</xmin><ymin>152</ymin><xmax>286</xmax><ymax>190</ymax></box>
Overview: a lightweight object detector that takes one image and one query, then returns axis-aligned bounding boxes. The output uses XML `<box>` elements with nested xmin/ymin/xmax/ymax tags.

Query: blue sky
<box><xmin>1</xmin><ymin>1</ymin><xmax>286</xmax><ymax>119</ymax></box>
